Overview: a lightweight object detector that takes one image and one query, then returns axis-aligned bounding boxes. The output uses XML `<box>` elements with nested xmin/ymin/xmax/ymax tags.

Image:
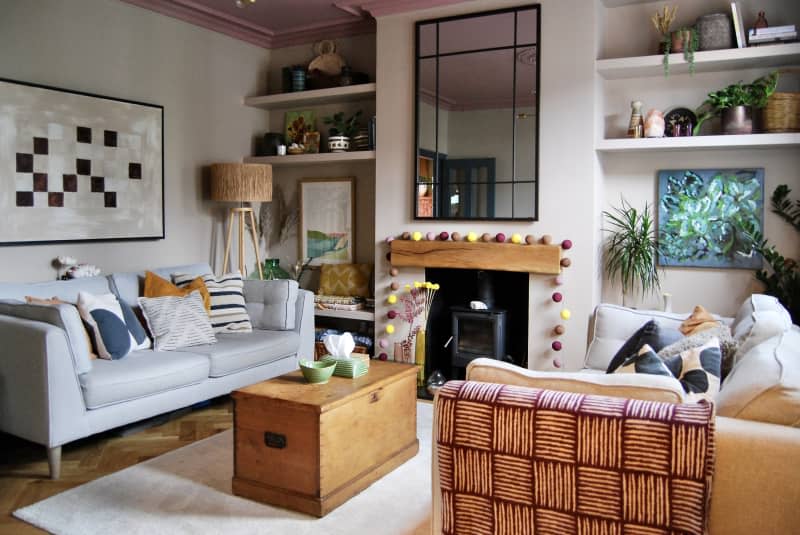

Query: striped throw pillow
<box><xmin>138</xmin><ymin>291</ymin><xmax>216</xmax><ymax>351</ymax></box>
<box><xmin>172</xmin><ymin>272</ymin><xmax>252</xmax><ymax>334</ymax></box>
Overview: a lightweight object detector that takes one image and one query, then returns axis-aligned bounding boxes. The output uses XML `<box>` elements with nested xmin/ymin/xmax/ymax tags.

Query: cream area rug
<box><xmin>15</xmin><ymin>403</ymin><xmax>433</xmax><ymax>535</ymax></box>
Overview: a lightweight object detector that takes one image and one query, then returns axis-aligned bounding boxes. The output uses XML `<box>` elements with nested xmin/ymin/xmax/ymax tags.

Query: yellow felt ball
<box><xmin>467</xmin><ymin>232</ymin><xmax>478</xmax><ymax>242</ymax></box>
<box><xmin>412</xmin><ymin>231</ymin><xmax>422</xmax><ymax>241</ymax></box>
<box><xmin>511</xmin><ymin>233</ymin><xmax>522</xmax><ymax>244</ymax></box>
<box><xmin>385</xmin><ymin>324</ymin><xmax>395</xmax><ymax>334</ymax></box>
<box><xmin>560</xmin><ymin>308</ymin><xmax>571</xmax><ymax>320</ymax></box>
<box><xmin>387</xmin><ymin>294</ymin><xmax>397</xmax><ymax>304</ymax></box>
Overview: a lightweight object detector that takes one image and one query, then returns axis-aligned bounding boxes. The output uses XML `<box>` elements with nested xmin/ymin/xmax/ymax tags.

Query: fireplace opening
<box><xmin>423</xmin><ymin>267</ymin><xmax>528</xmax><ymax>389</ymax></box>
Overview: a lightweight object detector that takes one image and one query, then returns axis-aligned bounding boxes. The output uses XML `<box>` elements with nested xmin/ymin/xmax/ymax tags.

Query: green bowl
<box><xmin>299</xmin><ymin>359</ymin><xmax>337</xmax><ymax>384</ymax></box>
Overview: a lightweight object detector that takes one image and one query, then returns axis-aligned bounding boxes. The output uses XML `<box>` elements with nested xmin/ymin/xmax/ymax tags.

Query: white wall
<box><xmin>0</xmin><ymin>0</ymin><xmax>269</xmax><ymax>281</ymax></box>
<box><xmin>375</xmin><ymin>0</ymin><xmax>599</xmax><ymax>370</ymax></box>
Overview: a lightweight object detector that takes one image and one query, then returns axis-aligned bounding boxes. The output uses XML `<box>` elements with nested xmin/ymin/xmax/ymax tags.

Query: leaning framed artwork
<box><xmin>299</xmin><ymin>177</ymin><xmax>355</xmax><ymax>265</ymax></box>
<box><xmin>658</xmin><ymin>168</ymin><xmax>764</xmax><ymax>269</ymax></box>
<box><xmin>0</xmin><ymin>78</ymin><xmax>164</xmax><ymax>245</ymax></box>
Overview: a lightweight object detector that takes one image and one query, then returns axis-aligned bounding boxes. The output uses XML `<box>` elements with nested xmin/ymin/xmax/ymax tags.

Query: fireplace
<box><xmin>450</xmin><ymin>306</ymin><xmax>507</xmax><ymax>370</ymax></box>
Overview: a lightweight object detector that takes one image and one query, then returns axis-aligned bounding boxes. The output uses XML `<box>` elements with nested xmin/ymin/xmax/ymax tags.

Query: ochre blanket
<box><xmin>436</xmin><ymin>381</ymin><xmax>715</xmax><ymax>535</ymax></box>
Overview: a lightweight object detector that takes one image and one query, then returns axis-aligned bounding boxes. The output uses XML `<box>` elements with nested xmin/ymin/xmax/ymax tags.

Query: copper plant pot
<box><xmin>721</xmin><ymin>106</ymin><xmax>753</xmax><ymax>135</ymax></box>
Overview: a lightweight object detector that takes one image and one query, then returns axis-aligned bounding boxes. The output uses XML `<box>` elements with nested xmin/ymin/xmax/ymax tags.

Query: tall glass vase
<box><xmin>414</xmin><ymin>329</ymin><xmax>426</xmax><ymax>388</ymax></box>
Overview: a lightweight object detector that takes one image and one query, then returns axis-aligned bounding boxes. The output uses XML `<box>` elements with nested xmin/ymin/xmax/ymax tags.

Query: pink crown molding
<box><xmin>269</xmin><ymin>18</ymin><xmax>376</xmax><ymax>49</ymax></box>
<box><xmin>335</xmin><ymin>0</ymin><xmax>468</xmax><ymax>18</ymax></box>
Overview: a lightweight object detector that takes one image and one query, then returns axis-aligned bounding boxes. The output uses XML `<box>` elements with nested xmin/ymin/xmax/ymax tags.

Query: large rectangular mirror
<box><xmin>415</xmin><ymin>5</ymin><xmax>540</xmax><ymax>220</ymax></box>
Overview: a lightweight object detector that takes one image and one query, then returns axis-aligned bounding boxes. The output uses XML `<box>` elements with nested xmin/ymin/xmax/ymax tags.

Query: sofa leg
<box><xmin>47</xmin><ymin>446</ymin><xmax>61</xmax><ymax>480</ymax></box>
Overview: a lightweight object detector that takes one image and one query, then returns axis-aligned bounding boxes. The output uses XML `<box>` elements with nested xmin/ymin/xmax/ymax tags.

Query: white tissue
<box><xmin>323</xmin><ymin>332</ymin><xmax>356</xmax><ymax>359</ymax></box>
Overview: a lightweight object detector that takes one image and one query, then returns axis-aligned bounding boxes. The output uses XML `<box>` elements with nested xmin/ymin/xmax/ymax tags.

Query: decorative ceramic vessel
<box><xmin>328</xmin><ymin>135</ymin><xmax>350</xmax><ymax>152</ymax></box>
<box><xmin>696</xmin><ymin>13</ymin><xmax>733</xmax><ymax>51</ymax></box>
<box><xmin>299</xmin><ymin>359</ymin><xmax>336</xmax><ymax>384</ymax></box>
<box><xmin>721</xmin><ymin>105</ymin><xmax>753</xmax><ymax>134</ymax></box>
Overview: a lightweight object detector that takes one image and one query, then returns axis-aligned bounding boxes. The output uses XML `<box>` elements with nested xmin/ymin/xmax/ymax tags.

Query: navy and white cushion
<box><xmin>77</xmin><ymin>292</ymin><xmax>150</xmax><ymax>360</ymax></box>
<box><xmin>663</xmin><ymin>337</ymin><xmax>722</xmax><ymax>403</ymax></box>
<box><xmin>137</xmin><ymin>291</ymin><xmax>216</xmax><ymax>351</ymax></box>
<box><xmin>172</xmin><ymin>272</ymin><xmax>252</xmax><ymax>333</ymax></box>
<box><xmin>612</xmin><ymin>344</ymin><xmax>674</xmax><ymax>377</ymax></box>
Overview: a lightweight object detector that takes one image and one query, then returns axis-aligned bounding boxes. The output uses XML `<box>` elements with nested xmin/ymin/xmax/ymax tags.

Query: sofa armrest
<box><xmin>709</xmin><ymin>416</ymin><xmax>800</xmax><ymax>535</ymax></box>
<box><xmin>466</xmin><ymin>357</ymin><xmax>685</xmax><ymax>403</ymax></box>
<box><xmin>0</xmin><ymin>315</ymin><xmax>89</xmax><ymax>448</ymax></box>
<box><xmin>294</xmin><ymin>289</ymin><xmax>314</xmax><ymax>360</ymax></box>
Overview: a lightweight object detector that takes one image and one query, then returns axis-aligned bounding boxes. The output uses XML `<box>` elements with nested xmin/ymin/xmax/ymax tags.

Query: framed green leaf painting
<box><xmin>658</xmin><ymin>169</ymin><xmax>764</xmax><ymax>269</ymax></box>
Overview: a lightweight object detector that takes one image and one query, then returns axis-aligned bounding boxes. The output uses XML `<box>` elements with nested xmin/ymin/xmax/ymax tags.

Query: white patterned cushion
<box><xmin>172</xmin><ymin>272</ymin><xmax>252</xmax><ymax>333</ymax></box>
<box><xmin>77</xmin><ymin>292</ymin><xmax>150</xmax><ymax>360</ymax></box>
<box><xmin>137</xmin><ymin>291</ymin><xmax>216</xmax><ymax>351</ymax></box>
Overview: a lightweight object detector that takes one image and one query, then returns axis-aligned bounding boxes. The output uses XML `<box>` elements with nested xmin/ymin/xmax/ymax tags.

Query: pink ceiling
<box><xmin>121</xmin><ymin>0</ymin><xmax>469</xmax><ymax>49</ymax></box>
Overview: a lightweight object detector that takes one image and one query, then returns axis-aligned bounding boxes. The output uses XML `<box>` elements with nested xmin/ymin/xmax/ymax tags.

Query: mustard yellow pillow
<box><xmin>143</xmin><ymin>271</ymin><xmax>211</xmax><ymax>312</ymax></box>
<box><xmin>680</xmin><ymin>305</ymin><xmax>720</xmax><ymax>335</ymax></box>
<box><xmin>318</xmin><ymin>264</ymin><xmax>372</xmax><ymax>298</ymax></box>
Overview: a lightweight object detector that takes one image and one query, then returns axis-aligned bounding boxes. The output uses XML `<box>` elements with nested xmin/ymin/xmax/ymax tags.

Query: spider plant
<box><xmin>603</xmin><ymin>198</ymin><xmax>662</xmax><ymax>302</ymax></box>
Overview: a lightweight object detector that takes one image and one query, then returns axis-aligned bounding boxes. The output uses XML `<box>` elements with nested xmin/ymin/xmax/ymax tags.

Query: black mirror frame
<box><xmin>413</xmin><ymin>4</ymin><xmax>541</xmax><ymax>222</ymax></box>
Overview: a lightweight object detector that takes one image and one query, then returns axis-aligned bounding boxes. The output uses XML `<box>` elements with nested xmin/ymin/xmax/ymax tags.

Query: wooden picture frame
<box><xmin>0</xmin><ymin>78</ymin><xmax>164</xmax><ymax>245</ymax></box>
<box><xmin>299</xmin><ymin>177</ymin><xmax>355</xmax><ymax>266</ymax></box>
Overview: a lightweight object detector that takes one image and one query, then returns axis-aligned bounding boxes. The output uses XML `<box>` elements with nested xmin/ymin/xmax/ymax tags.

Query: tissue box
<box><xmin>314</xmin><ymin>342</ymin><xmax>368</xmax><ymax>360</ymax></box>
<box><xmin>320</xmin><ymin>354</ymin><xmax>370</xmax><ymax>378</ymax></box>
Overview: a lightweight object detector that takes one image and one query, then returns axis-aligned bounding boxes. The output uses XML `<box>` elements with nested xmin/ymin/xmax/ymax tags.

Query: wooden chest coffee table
<box><xmin>231</xmin><ymin>360</ymin><xmax>418</xmax><ymax>517</ymax></box>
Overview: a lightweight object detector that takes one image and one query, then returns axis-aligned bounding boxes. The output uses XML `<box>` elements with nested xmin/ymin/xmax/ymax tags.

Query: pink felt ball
<box><xmin>525</xmin><ymin>234</ymin><xmax>535</xmax><ymax>244</ymax></box>
<box><xmin>553</xmin><ymin>358</ymin><xmax>563</xmax><ymax>368</ymax></box>
<box><xmin>451</xmin><ymin>232</ymin><xmax>462</xmax><ymax>241</ymax></box>
<box><xmin>426</xmin><ymin>231</ymin><xmax>436</xmax><ymax>241</ymax></box>
<box><xmin>390</xmin><ymin>267</ymin><xmax>399</xmax><ymax>277</ymax></box>
<box><xmin>552</xmin><ymin>340</ymin><xmax>562</xmax><ymax>351</ymax></box>
<box><xmin>552</xmin><ymin>292</ymin><xmax>563</xmax><ymax>303</ymax></box>
<box><xmin>439</xmin><ymin>231</ymin><xmax>449</xmax><ymax>241</ymax></box>
<box><xmin>495</xmin><ymin>233</ymin><xmax>506</xmax><ymax>243</ymax></box>
<box><xmin>378</xmin><ymin>353</ymin><xmax>388</xmax><ymax>361</ymax></box>
<box><xmin>387</xmin><ymin>310</ymin><xmax>398</xmax><ymax>319</ymax></box>
<box><xmin>554</xmin><ymin>276</ymin><xmax>564</xmax><ymax>286</ymax></box>
<box><xmin>379</xmin><ymin>339</ymin><xmax>389</xmax><ymax>349</ymax></box>
<box><xmin>481</xmin><ymin>233</ymin><xmax>492</xmax><ymax>242</ymax></box>
<box><xmin>562</xmin><ymin>239</ymin><xmax>573</xmax><ymax>250</ymax></box>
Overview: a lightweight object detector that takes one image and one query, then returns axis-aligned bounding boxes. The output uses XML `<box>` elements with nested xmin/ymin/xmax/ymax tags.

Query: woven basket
<box><xmin>314</xmin><ymin>342</ymin><xmax>368</xmax><ymax>360</ymax></box>
<box><xmin>763</xmin><ymin>92</ymin><xmax>800</xmax><ymax>133</ymax></box>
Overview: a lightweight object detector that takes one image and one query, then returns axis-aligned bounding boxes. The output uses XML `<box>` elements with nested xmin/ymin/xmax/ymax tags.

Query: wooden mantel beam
<box><xmin>389</xmin><ymin>240</ymin><xmax>562</xmax><ymax>274</ymax></box>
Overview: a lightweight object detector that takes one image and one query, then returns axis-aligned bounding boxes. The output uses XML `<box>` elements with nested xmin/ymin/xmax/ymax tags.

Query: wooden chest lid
<box><xmin>232</xmin><ymin>360</ymin><xmax>417</xmax><ymax>413</ymax></box>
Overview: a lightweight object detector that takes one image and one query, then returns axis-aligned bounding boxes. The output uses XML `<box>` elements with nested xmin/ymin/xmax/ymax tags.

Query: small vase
<box><xmin>252</xmin><ymin>258</ymin><xmax>292</xmax><ymax>280</ymax></box>
<box><xmin>328</xmin><ymin>135</ymin><xmax>350</xmax><ymax>152</ymax></box>
<box><xmin>721</xmin><ymin>106</ymin><xmax>753</xmax><ymax>135</ymax></box>
<box><xmin>394</xmin><ymin>342</ymin><xmax>407</xmax><ymax>363</ymax></box>
<box><xmin>415</xmin><ymin>329</ymin><xmax>426</xmax><ymax>387</ymax></box>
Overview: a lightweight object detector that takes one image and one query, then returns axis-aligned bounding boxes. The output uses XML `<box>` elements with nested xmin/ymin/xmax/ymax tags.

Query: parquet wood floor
<box><xmin>0</xmin><ymin>396</ymin><xmax>234</xmax><ymax>534</ymax></box>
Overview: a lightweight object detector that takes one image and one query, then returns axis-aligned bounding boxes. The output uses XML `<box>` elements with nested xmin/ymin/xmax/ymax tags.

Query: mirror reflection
<box><xmin>415</xmin><ymin>5</ymin><xmax>540</xmax><ymax>220</ymax></box>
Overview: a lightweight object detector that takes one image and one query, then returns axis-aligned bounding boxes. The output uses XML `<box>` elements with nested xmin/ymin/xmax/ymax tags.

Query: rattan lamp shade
<box><xmin>210</xmin><ymin>163</ymin><xmax>272</xmax><ymax>202</ymax></box>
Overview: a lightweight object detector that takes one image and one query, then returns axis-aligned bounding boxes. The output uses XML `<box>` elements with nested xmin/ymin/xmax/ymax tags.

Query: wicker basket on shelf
<box><xmin>314</xmin><ymin>342</ymin><xmax>369</xmax><ymax>360</ymax></box>
<box><xmin>763</xmin><ymin>70</ymin><xmax>800</xmax><ymax>133</ymax></box>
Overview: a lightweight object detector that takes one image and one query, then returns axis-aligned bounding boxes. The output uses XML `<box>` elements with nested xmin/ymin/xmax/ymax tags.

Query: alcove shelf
<box><xmin>597</xmin><ymin>43</ymin><xmax>800</xmax><ymax>80</ymax></box>
<box><xmin>244</xmin><ymin>83</ymin><xmax>376</xmax><ymax>110</ymax></box>
<box><xmin>596</xmin><ymin>133</ymin><xmax>800</xmax><ymax>153</ymax></box>
<box><xmin>314</xmin><ymin>308</ymin><xmax>375</xmax><ymax>321</ymax></box>
<box><xmin>244</xmin><ymin>150</ymin><xmax>375</xmax><ymax>166</ymax></box>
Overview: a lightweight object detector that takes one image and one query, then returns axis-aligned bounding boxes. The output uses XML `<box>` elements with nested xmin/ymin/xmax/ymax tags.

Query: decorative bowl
<box><xmin>299</xmin><ymin>359</ymin><xmax>336</xmax><ymax>384</ymax></box>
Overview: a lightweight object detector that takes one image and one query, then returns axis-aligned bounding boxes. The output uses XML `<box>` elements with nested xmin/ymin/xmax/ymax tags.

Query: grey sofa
<box><xmin>0</xmin><ymin>263</ymin><xmax>314</xmax><ymax>479</ymax></box>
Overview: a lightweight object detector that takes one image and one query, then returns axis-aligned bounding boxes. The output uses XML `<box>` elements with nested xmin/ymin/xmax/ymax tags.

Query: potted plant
<box><xmin>651</xmin><ymin>6</ymin><xmax>697</xmax><ymax>76</ymax></box>
<box><xmin>603</xmin><ymin>198</ymin><xmax>662</xmax><ymax>305</ymax></box>
<box><xmin>693</xmin><ymin>71</ymin><xmax>779</xmax><ymax>135</ymax></box>
<box><xmin>323</xmin><ymin>110</ymin><xmax>362</xmax><ymax>152</ymax></box>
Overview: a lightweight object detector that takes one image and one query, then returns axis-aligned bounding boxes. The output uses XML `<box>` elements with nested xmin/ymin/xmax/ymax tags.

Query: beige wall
<box><xmin>0</xmin><ymin>0</ymin><xmax>269</xmax><ymax>281</ymax></box>
<box><xmin>375</xmin><ymin>0</ymin><xmax>600</xmax><ymax>370</ymax></box>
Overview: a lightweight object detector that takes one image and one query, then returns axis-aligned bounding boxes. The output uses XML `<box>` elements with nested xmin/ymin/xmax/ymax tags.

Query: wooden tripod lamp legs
<box><xmin>221</xmin><ymin>207</ymin><xmax>264</xmax><ymax>279</ymax></box>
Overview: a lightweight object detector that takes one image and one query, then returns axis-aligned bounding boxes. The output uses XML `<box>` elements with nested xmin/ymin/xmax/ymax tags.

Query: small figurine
<box><xmin>754</xmin><ymin>11</ymin><xmax>768</xmax><ymax>29</ymax></box>
<box><xmin>645</xmin><ymin>109</ymin><xmax>666</xmax><ymax>138</ymax></box>
<box><xmin>627</xmin><ymin>101</ymin><xmax>645</xmax><ymax>138</ymax></box>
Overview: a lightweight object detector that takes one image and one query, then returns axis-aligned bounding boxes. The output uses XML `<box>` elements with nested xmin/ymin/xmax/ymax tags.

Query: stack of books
<box><xmin>314</xmin><ymin>294</ymin><xmax>366</xmax><ymax>311</ymax></box>
<box><xmin>748</xmin><ymin>25</ymin><xmax>797</xmax><ymax>45</ymax></box>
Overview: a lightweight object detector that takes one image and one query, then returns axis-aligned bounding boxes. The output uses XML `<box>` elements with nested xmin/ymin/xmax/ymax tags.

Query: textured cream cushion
<box><xmin>717</xmin><ymin>325</ymin><xmax>800</xmax><ymax>427</ymax></box>
<box><xmin>466</xmin><ymin>358</ymin><xmax>685</xmax><ymax>403</ymax></box>
<box><xmin>730</xmin><ymin>294</ymin><xmax>792</xmax><ymax>360</ymax></box>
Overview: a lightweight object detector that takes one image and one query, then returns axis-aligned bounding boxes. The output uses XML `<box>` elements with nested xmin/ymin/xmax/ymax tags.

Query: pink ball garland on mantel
<box><xmin>426</xmin><ymin>231</ymin><xmax>436</xmax><ymax>241</ymax></box>
<box><xmin>439</xmin><ymin>231</ymin><xmax>449</xmax><ymax>240</ymax></box>
<box><xmin>378</xmin><ymin>353</ymin><xmax>388</xmax><ymax>361</ymax></box>
<box><xmin>387</xmin><ymin>310</ymin><xmax>397</xmax><ymax>319</ymax></box>
<box><xmin>379</xmin><ymin>339</ymin><xmax>389</xmax><ymax>349</ymax></box>
<box><xmin>561</xmin><ymin>239</ymin><xmax>573</xmax><ymax>250</ymax></box>
<box><xmin>552</xmin><ymin>292</ymin><xmax>563</xmax><ymax>302</ymax></box>
<box><xmin>495</xmin><ymin>232</ymin><xmax>506</xmax><ymax>243</ymax></box>
<box><xmin>551</xmin><ymin>341</ymin><xmax>562</xmax><ymax>351</ymax></box>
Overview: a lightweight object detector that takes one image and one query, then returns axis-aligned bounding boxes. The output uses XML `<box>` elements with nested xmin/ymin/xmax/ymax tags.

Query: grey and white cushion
<box><xmin>612</xmin><ymin>344</ymin><xmax>674</xmax><ymax>377</ymax></box>
<box><xmin>77</xmin><ymin>292</ymin><xmax>150</xmax><ymax>360</ymax></box>
<box><xmin>172</xmin><ymin>272</ymin><xmax>252</xmax><ymax>333</ymax></box>
<box><xmin>663</xmin><ymin>337</ymin><xmax>722</xmax><ymax>403</ymax></box>
<box><xmin>137</xmin><ymin>291</ymin><xmax>216</xmax><ymax>351</ymax></box>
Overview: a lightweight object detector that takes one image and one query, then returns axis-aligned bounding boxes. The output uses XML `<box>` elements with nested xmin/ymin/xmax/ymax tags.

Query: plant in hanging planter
<box><xmin>323</xmin><ymin>110</ymin><xmax>362</xmax><ymax>152</ymax></box>
<box><xmin>693</xmin><ymin>71</ymin><xmax>779</xmax><ymax>135</ymax></box>
<box><xmin>603</xmin><ymin>197</ymin><xmax>662</xmax><ymax>304</ymax></box>
<box><xmin>661</xmin><ymin>26</ymin><xmax>698</xmax><ymax>76</ymax></box>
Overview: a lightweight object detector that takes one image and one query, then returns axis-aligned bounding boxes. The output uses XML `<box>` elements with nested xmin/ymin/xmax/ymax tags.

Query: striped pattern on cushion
<box><xmin>173</xmin><ymin>272</ymin><xmax>252</xmax><ymax>333</ymax></box>
<box><xmin>436</xmin><ymin>381</ymin><xmax>716</xmax><ymax>535</ymax></box>
<box><xmin>137</xmin><ymin>291</ymin><xmax>216</xmax><ymax>351</ymax></box>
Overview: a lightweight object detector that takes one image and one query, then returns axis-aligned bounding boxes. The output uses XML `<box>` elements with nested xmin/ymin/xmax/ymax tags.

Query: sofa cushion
<box><xmin>716</xmin><ymin>326</ymin><xmax>800</xmax><ymax>427</ymax></box>
<box><xmin>664</xmin><ymin>337</ymin><xmax>722</xmax><ymax>403</ymax></box>
<box><xmin>658</xmin><ymin>324</ymin><xmax>738</xmax><ymax>379</ymax></box>
<box><xmin>79</xmin><ymin>349</ymin><xmax>210</xmax><ymax>408</ymax></box>
<box><xmin>613</xmin><ymin>344</ymin><xmax>674</xmax><ymax>377</ymax></box>
<box><xmin>77</xmin><ymin>292</ymin><xmax>150</xmax><ymax>360</ymax></box>
<box><xmin>0</xmin><ymin>300</ymin><xmax>94</xmax><ymax>374</ymax></box>
<box><xmin>108</xmin><ymin>263</ymin><xmax>212</xmax><ymax>307</ymax></box>
<box><xmin>605</xmin><ymin>319</ymin><xmax>682</xmax><ymax>373</ymax></box>
<box><xmin>174</xmin><ymin>272</ymin><xmax>253</xmax><ymax>334</ymax></box>
<box><xmin>243</xmin><ymin>279</ymin><xmax>298</xmax><ymax>331</ymax></box>
<box><xmin>730</xmin><ymin>294</ymin><xmax>793</xmax><ymax>367</ymax></box>
<box><xmin>680</xmin><ymin>304</ymin><xmax>720</xmax><ymax>335</ymax></box>
<box><xmin>143</xmin><ymin>271</ymin><xmax>211</xmax><ymax>312</ymax></box>
<box><xmin>188</xmin><ymin>329</ymin><xmax>300</xmax><ymax>377</ymax></box>
<box><xmin>138</xmin><ymin>292</ymin><xmax>216</xmax><ymax>351</ymax></box>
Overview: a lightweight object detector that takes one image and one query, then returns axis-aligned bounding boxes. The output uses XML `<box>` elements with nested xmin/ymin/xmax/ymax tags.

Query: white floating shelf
<box><xmin>596</xmin><ymin>133</ymin><xmax>800</xmax><ymax>152</ymax></box>
<box><xmin>314</xmin><ymin>308</ymin><xmax>375</xmax><ymax>321</ymax></box>
<box><xmin>244</xmin><ymin>150</ymin><xmax>375</xmax><ymax>166</ymax></box>
<box><xmin>244</xmin><ymin>83</ymin><xmax>376</xmax><ymax>109</ymax></box>
<box><xmin>601</xmin><ymin>0</ymin><xmax>662</xmax><ymax>6</ymax></box>
<box><xmin>597</xmin><ymin>43</ymin><xmax>800</xmax><ymax>79</ymax></box>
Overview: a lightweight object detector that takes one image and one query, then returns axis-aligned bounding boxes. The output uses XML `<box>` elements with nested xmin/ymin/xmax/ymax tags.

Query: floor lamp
<box><xmin>210</xmin><ymin>163</ymin><xmax>272</xmax><ymax>279</ymax></box>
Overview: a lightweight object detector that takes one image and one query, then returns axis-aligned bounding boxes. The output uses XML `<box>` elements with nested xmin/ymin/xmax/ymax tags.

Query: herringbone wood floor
<box><xmin>0</xmin><ymin>396</ymin><xmax>234</xmax><ymax>534</ymax></box>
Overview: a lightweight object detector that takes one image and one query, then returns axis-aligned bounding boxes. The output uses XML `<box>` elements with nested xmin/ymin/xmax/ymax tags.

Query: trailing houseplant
<box><xmin>323</xmin><ymin>110</ymin><xmax>362</xmax><ymax>152</ymax></box>
<box><xmin>693</xmin><ymin>71</ymin><xmax>779</xmax><ymax>135</ymax></box>
<box><xmin>603</xmin><ymin>198</ymin><xmax>662</xmax><ymax>304</ymax></box>
<box><xmin>661</xmin><ymin>26</ymin><xmax>698</xmax><ymax>77</ymax></box>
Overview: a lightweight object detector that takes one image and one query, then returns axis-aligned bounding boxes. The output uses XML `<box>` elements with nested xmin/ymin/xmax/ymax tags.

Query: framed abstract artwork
<box><xmin>0</xmin><ymin>78</ymin><xmax>164</xmax><ymax>245</ymax></box>
<box><xmin>299</xmin><ymin>177</ymin><xmax>355</xmax><ymax>266</ymax></box>
<box><xmin>658</xmin><ymin>168</ymin><xmax>764</xmax><ymax>269</ymax></box>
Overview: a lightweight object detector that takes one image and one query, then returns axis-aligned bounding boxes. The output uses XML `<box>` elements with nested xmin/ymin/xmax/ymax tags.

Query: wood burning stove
<box><xmin>450</xmin><ymin>305</ymin><xmax>507</xmax><ymax>371</ymax></box>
